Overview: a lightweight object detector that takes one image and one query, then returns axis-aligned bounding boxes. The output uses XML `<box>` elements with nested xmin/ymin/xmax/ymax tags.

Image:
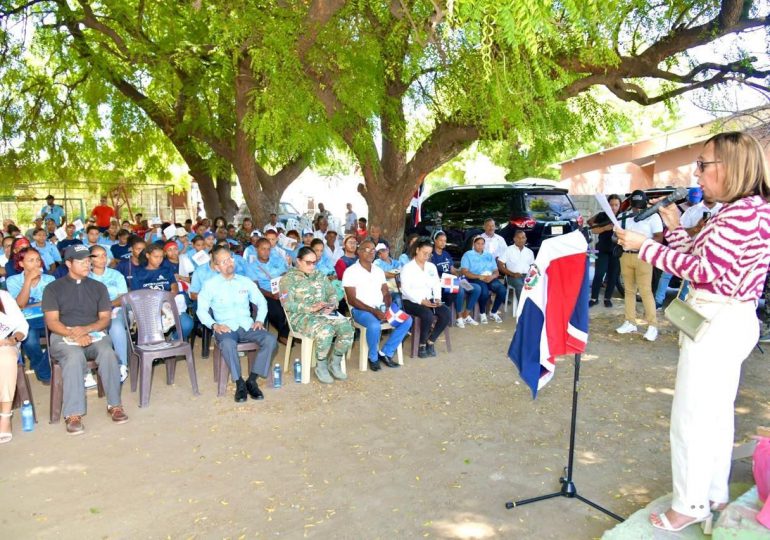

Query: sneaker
<box><xmin>455</xmin><ymin>318</ymin><xmax>466</xmax><ymax>329</ymax></box>
<box><xmin>84</xmin><ymin>372</ymin><xmax>97</xmax><ymax>389</ymax></box>
<box><xmin>464</xmin><ymin>316</ymin><xmax>479</xmax><ymax>326</ymax></box>
<box><xmin>479</xmin><ymin>314</ymin><xmax>488</xmax><ymax>324</ymax></box>
<box><xmin>589</xmin><ymin>299</ymin><xmax>598</xmax><ymax>308</ymax></box>
<box><xmin>643</xmin><ymin>326</ymin><xmax>658</xmax><ymax>342</ymax></box>
<box><xmin>490</xmin><ymin>312</ymin><xmax>503</xmax><ymax>323</ymax></box>
<box><xmin>616</xmin><ymin>321</ymin><xmax>637</xmax><ymax>334</ymax></box>
<box><xmin>119</xmin><ymin>365</ymin><xmax>128</xmax><ymax>383</ymax></box>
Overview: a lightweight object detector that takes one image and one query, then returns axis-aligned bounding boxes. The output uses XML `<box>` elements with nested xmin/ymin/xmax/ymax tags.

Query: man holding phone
<box><xmin>343</xmin><ymin>240</ymin><xmax>412</xmax><ymax>371</ymax></box>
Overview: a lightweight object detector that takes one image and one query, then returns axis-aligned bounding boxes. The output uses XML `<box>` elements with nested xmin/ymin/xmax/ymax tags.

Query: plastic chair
<box><xmin>280</xmin><ymin>299</ymin><xmax>347</xmax><ymax>384</ymax></box>
<box><xmin>122</xmin><ymin>290</ymin><xmax>200</xmax><ymax>408</ymax></box>
<box><xmin>212</xmin><ymin>340</ymin><xmax>259</xmax><ymax>397</ymax></box>
<box><xmin>46</xmin><ymin>327</ymin><xmax>104</xmax><ymax>423</ymax></box>
<box><xmin>409</xmin><ymin>314</ymin><xmax>452</xmax><ymax>358</ymax></box>
<box><xmin>13</xmin><ymin>361</ymin><xmax>37</xmax><ymax>423</ymax></box>
<box><xmin>342</xmin><ymin>292</ymin><xmax>404</xmax><ymax>371</ymax></box>
<box><xmin>504</xmin><ymin>281</ymin><xmax>519</xmax><ymax>316</ymax></box>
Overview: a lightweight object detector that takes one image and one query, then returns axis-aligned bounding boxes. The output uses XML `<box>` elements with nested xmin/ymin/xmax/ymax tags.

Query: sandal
<box><xmin>0</xmin><ymin>411</ymin><xmax>13</xmax><ymax>444</ymax></box>
<box><xmin>650</xmin><ymin>510</ymin><xmax>713</xmax><ymax>534</ymax></box>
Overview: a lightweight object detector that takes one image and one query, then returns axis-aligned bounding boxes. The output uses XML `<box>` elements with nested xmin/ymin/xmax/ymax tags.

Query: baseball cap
<box><xmin>688</xmin><ymin>186</ymin><xmax>703</xmax><ymax>204</ymax></box>
<box><xmin>630</xmin><ymin>190</ymin><xmax>647</xmax><ymax>208</ymax></box>
<box><xmin>264</xmin><ymin>225</ymin><xmax>278</xmax><ymax>233</ymax></box>
<box><xmin>375</xmin><ymin>242</ymin><xmax>388</xmax><ymax>252</ymax></box>
<box><xmin>64</xmin><ymin>244</ymin><xmax>91</xmax><ymax>261</ymax></box>
<box><xmin>302</xmin><ymin>228</ymin><xmax>313</xmax><ymax>236</ymax></box>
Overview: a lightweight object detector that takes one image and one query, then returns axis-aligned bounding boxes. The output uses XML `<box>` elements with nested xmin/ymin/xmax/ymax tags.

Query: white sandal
<box><xmin>650</xmin><ymin>511</ymin><xmax>713</xmax><ymax>535</ymax></box>
<box><xmin>0</xmin><ymin>411</ymin><xmax>13</xmax><ymax>444</ymax></box>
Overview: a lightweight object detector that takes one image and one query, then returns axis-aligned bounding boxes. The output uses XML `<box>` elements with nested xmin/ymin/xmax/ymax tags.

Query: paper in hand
<box><xmin>594</xmin><ymin>194</ymin><xmax>621</xmax><ymax>228</ymax></box>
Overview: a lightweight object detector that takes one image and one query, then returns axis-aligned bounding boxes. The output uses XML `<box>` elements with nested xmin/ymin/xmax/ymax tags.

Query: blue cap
<box><xmin>688</xmin><ymin>186</ymin><xmax>703</xmax><ymax>204</ymax></box>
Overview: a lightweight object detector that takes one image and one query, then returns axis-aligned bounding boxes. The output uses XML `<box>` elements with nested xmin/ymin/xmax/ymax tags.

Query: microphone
<box><xmin>633</xmin><ymin>187</ymin><xmax>689</xmax><ymax>222</ymax></box>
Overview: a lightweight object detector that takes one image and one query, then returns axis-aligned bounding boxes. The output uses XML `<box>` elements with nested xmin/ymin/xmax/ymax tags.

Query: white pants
<box><xmin>670</xmin><ymin>290</ymin><xmax>757</xmax><ymax>518</ymax></box>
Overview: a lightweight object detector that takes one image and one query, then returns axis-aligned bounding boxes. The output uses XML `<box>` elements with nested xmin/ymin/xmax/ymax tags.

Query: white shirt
<box><xmin>324</xmin><ymin>244</ymin><xmax>343</xmax><ymax>264</ymax></box>
<box><xmin>481</xmin><ymin>232</ymin><xmax>507</xmax><ymax>260</ymax></box>
<box><xmin>342</xmin><ymin>262</ymin><xmax>386</xmax><ymax>308</ymax></box>
<box><xmin>622</xmin><ymin>213</ymin><xmax>663</xmax><ymax>244</ymax></box>
<box><xmin>681</xmin><ymin>201</ymin><xmax>723</xmax><ymax>228</ymax></box>
<box><xmin>399</xmin><ymin>259</ymin><xmax>442</xmax><ymax>304</ymax></box>
<box><xmin>345</xmin><ymin>211</ymin><xmax>357</xmax><ymax>231</ymax></box>
<box><xmin>502</xmin><ymin>244</ymin><xmax>535</xmax><ymax>274</ymax></box>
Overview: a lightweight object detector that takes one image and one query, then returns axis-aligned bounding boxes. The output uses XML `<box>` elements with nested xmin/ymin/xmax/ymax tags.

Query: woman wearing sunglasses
<box><xmin>617</xmin><ymin>132</ymin><xmax>770</xmax><ymax>533</ymax></box>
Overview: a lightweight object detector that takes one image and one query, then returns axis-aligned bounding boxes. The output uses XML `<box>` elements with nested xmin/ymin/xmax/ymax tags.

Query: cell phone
<box><xmin>703</xmin><ymin>211</ymin><xmax>711</xmax><ymax>222</ymax></box>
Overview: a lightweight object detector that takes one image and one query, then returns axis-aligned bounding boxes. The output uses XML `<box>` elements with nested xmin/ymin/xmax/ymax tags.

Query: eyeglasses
<box><xmin>695</xmin><ymin>160</ymin><xmax>721</xmax><ymax>172</ymax></box>
<box><xmin>214</xmin><ymin>256</ymin><xmax>233</xmax><ymax>266</ymax></box>
<box><xmin>300</xmin><ymin>259</ymin><xmax>317</xmax><ymax>265</ymax></box>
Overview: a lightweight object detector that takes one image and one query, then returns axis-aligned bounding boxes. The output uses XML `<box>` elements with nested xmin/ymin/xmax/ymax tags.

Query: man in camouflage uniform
<box><xmin>279</xmin><ymin>247</ymin><xmax>353</xmax><ymax>383</ymax></box>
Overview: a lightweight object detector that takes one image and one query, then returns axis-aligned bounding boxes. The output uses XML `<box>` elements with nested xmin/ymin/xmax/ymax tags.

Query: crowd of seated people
<box><xmin>0</xmin><ymin>202</ymin><xmax>521</xmax><ymax>438</ymax></box>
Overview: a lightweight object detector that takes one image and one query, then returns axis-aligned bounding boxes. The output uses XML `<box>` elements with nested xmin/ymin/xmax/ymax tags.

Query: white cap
<box><xmin>375</xmin><ymin>243</ymin><xmax>388</xmax><ymax>252</ymax></box>
<box><xmin>302</xmin><ymin>228</ymin><xmax>313</xmax><ymax>236</ymax></box>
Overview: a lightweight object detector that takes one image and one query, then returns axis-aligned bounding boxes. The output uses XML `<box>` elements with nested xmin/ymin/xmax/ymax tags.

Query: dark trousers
<box><xmin>402</xmin><ymin>299</ymin><xmax>451</xmax><ymax>345</ymax></box>
<box><xmin>214</xmin><ymin>328</ymin><xmax>277</xmax><ymax>382</ymax></box>
<box><xmin>591</xmin><ymin>252</ymin><xmax>620</xmax><ymax>301</ymax></box>
<box><xmin>265</xmin><ymin>297</ymin><xmax>290</xmax><ymax>338</ymax></box>
<box><xmin>468</xmin><ymin>278</ymin><xmax>506</xmax><ymax>314</ymax></box>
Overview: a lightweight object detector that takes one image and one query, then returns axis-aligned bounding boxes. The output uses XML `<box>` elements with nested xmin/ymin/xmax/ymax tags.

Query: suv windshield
<box><xmin>524</xmin><ymin>193</ymin><xmax>574</xmax><ymax>218</ymax></box>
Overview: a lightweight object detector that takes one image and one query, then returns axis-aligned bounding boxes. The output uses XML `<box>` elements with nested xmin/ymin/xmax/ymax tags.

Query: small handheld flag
<box><xmin>386</xmin><ymin>307</ymin><xmax>410</xmax><ymax>327</ymax></box>
<box><xmin>441</xmin><ymin>274</ymin><xmax>459</xmax><ymax>293</ymax></box>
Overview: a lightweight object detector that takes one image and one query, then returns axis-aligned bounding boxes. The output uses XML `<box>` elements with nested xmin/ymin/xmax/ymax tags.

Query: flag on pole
<box><xmin>410</xmin><ymin>175</ymin><xmax>425</xmax><ymax>227</ymax></box>
<box><xmin>507</xmin><ymin>230</ymin><xmax>589</xmax><ymax>398</ymax></box>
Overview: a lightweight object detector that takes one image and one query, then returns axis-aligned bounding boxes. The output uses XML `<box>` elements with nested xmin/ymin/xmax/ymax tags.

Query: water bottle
<box><xmin>273</xmin><ymin>363</ymin><xmax>282</xmax><ymax>388</ymax></box>
<box><xmin>378</xmin><ymin>304</ymin><xmax>386</xmax><ymax>313</ymax></box>
<box><xmin>293</xmin><ymin>359</ymin><xmax>302</xmax><ymax>383</ymax></box>
<box><xmin>21</xmin><ymin>401</ymin><xmax>34</xmax><ymax>432</ymax></box>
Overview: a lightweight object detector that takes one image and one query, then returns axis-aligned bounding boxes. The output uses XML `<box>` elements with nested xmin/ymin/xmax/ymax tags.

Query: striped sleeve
<box><xmin>639</xmin><ymin>203</ymin><xmax>760</xmax><ymax>287</ymax></box>
<box><xmin>663</xmin><ymin>226</ymin><xmax>692</xmax><ymax>251</ymax></box>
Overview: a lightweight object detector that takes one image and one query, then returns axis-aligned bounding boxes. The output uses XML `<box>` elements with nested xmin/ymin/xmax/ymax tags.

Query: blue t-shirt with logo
<box><xmin>430</xmin><ymin>251</ymin><xmax>454</xmax><ymax>277</ymax></box>
<box><xmin>131</xmin><ymin>266</ymin><xmax>176</xmax><ymax>291</ymax></box>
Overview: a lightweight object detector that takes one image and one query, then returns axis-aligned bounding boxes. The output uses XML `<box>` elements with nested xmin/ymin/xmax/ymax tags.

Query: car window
<box><xmin>523</xmin><ymin>193</ymin><xmax>574</xmax><ymax>217</ymax></box>
<box><xmin>467</xmin><ymin>190</ymin><xmax>511</xmax><ymax>219</ymax></box>
<box><xmin>425</xmin><ymin>191</ymin><xmax>470</xmax><ymax>216</ymax></box>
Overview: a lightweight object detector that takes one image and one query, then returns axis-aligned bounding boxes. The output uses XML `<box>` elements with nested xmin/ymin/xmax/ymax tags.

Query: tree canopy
<box><xmin>1</xmin><ymin>0</ymin><xmax>768</xmax><ymax>245</ymax></box>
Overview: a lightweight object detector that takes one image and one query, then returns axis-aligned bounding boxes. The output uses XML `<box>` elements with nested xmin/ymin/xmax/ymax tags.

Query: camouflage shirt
<box><xmin>280</xmin><ymin>268</ymin><xmax>338</xmax><ymax>319</ymax></box>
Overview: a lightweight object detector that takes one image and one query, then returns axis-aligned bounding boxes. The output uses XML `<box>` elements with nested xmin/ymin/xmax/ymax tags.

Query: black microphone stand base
<box><xmin>504</xmin><ymin>354</ymin><xmax>624</xmax><ymax>523</ymax></box>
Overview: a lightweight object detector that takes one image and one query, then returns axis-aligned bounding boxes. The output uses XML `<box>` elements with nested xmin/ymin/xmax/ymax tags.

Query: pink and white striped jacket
<box><xmin>639</xmin><ymin>195</ymin><xmax>770</xmax><ymax>302</ymax></box>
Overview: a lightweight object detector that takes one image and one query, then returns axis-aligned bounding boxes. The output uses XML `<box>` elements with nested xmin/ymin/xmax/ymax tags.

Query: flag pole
<box><xmin>504</xmin><ymin>353</ymin><xmax>624</xmax><ymax>522</ymax></box>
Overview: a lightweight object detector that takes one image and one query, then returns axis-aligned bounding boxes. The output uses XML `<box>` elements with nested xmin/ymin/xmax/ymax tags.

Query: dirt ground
<box><xmin>1</xmin><ymin>302</ymin><xmax>768</xmax><ymax>539</ymax></box>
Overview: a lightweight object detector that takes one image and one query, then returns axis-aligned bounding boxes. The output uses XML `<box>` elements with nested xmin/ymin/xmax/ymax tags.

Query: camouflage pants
<box><xmin>761</xmin><ymin>272</ymin><xmax>770</xmax><ymax>334</ymax></box>
<box><xmin>292</xmin><ymin>315</ymin><xmax>354</xmax><ymax>361</ymax></box>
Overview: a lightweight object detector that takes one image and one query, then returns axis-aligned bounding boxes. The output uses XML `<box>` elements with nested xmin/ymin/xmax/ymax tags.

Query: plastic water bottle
<box><xmin>293</xmin><ymin>359</ymin><xmax>302</xmax><ymax>383</ymax></box>
<box><xmin>273</xmin><ymin>363</ymin><xmax>282</xmax><ymax>388</ymax></box>
<box><xmin>21</xmin><ymin>401</ymin><xmax>34</xmax><ymax>432</ymax></box>
<box><xmin>378</xmin><ymin>304</ymin><xmax>386</xmax><ymax>313</ymax></box>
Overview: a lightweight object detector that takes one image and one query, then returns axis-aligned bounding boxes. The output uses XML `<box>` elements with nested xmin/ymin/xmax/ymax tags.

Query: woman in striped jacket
<box><xmin>617</xmin><ymin>131</ymin><xmax>770</xmax><ymax>533</ymax></box>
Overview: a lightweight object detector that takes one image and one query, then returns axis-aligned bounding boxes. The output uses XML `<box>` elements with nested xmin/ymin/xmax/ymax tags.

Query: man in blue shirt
<box><xmin>252</xmin><ymin>238</ymin><xmax>290</xmax><ymax>343</ymax></box>
<box><xmin>197</xmin><ymin>245</ymin><xmax>277</xmax><ymax>403</ymax></box>
<box><xmin>40</xmin><ymin>194</ymin><xmax>65</xmax><ymax>226</ymax></box>
<box><xmin>32</xmin><ymin>227</ymin><xmax>62</xmax><ymax>272</ymax></box>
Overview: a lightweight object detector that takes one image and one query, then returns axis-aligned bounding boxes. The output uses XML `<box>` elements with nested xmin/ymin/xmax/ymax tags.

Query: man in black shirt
<box><xmin>42</xmin><ymin>244</ymin><xmax>127</xmax><ymax>435</ymax></box>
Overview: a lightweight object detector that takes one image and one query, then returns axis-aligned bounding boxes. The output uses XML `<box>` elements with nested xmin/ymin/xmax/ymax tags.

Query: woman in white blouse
<box><xmin>400</xmin><ymin>238</ymin><xmax>451</xmax><ymax>358</ymax></box>
<box><xmin>0</xmin><ymin>289</ymin><xmax>29</xmax><ymax>444</ymax></box>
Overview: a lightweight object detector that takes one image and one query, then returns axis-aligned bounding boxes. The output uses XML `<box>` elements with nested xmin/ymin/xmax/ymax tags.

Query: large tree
<box><xmin>297</xmin><ymin>0</ymin><xmax>769</xmax><ymax>249</ymax></box>
<box><xmin>0</xmin><ymin>0</ymin><xmax>326</xmax><ymax>223</ymax></box>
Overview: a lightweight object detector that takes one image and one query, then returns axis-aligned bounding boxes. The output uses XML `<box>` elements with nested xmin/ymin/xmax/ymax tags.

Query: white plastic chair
<box><xmin>351</xmin><ymin>319</ymin><xmax>404</xmax><ymax>371</ymax></box>
<box><xmin>505</xmin><ymin>281</ymin><xmax>520</xmax><ymax>316</ymax></box>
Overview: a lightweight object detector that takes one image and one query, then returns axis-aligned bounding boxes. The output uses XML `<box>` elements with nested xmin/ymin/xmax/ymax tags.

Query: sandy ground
<box><xmin>1</xmin><ymin>302</ymin><xmax>768</xmax><ymax>539</ymax></box>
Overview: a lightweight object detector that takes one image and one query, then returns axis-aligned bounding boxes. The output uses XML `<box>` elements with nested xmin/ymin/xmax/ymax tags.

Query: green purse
<box><xmin>664</xmin><ymin>295</ymin><xmax>709</xmax><ymax>342</ymax></box>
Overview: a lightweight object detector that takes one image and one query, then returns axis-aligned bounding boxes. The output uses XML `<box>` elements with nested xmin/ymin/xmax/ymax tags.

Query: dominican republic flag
<box><xmin>410</xmin><ymin>175</ymin><xmax>425</xmax><ymax>227</ymax></box>
<box><xmin>386</xmin><ymin>307</ymin><xmax>410</xmax><ymax>327</ymax></box>
<box><xmin>507</xmin><ymin>230</ymin><xmax>589</xmax><ymax>398</ymax></box>
<box><xmin>441</xmin><ymin>274</ymin><xmax>459</xmax><ymax>293</ymax></box>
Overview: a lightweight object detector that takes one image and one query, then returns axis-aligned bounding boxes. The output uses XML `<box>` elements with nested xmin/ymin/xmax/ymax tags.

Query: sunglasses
<box><xmin>695</xmin><ymin>160</ymin><xmax>721</xmax><ymax>172</ymax></box>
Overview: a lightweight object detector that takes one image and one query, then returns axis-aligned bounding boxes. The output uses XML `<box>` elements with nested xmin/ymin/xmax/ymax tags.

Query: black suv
<box><xmin>409</xmin><ymin>183</ymin><xmax>584</xmax><ymax>260</ymax></box>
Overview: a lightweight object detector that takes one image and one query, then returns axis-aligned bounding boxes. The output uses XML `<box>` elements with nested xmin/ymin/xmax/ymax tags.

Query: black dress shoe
<box><xmin>418</xmin><ymin>346</ymin><xmax>429</xmax><ymax>358</ymax></box>
<box><xmin>378</xmin><ymin>353</ymin><xmax>400</xmax><ymax>368</ymax></box>
<box><xmin>368</xmin><ymin>359</ymin><xmax>381</xmax><ymax>371</ymax></box>
<box><xmin>588</xmin><ymin>299</ymin><xmax>598</xmax><ymax>308</ymax></box>
<box><xmin>426</xmin><ymin>343</ymin><xmax>437</xmax><ymax>357</ymax></box>
<box><xmin>234</xmin><ymin>380</ymin><xmax>247</xmax><ymax>403</ymax></box>
<box><xmin>245</xmin><ymin>379</ymin><xmax>264</xmax><ymax>400</ymax></box>
<box><xmin>604</xmin><ymin>299</ymin><xmax>613</xmax><ymax>308</ymax></box>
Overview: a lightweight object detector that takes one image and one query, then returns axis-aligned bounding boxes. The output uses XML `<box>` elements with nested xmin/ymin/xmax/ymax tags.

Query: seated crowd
<box><xmin>0</xmin><ymin>200</ymin><xmax>521</xmax><ymax>441</ymax></box>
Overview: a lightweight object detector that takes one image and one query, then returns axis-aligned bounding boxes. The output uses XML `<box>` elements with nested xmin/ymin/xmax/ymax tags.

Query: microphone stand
<box><xmin>504</xmin><ymin>353</ymin><xmax>624</xmax><ymax>523</ymax></box>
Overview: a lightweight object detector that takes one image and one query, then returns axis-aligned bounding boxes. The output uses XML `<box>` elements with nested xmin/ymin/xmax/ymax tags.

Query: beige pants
<box><xmin>0</xmin><ymin>346</ymin><xmax>18</xmax><ymax>403</ymax></box>
<box><xmin>620</xmin><ymin>252</ymin><xmax>657</xmax><ymax>326</ymax></box>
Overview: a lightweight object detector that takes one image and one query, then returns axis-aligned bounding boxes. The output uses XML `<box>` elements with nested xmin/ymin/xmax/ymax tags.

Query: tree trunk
<box><xmin>359</xmin><ymin>178</ymin><xmax>416</xmax><ymax>255</ymax></box>
<box><xmin>192</xmin><ymin>170</ymin><xmax>224</xmax><ymax>219</ymax></box>
<box><xmin>215</xmin><ymin>175</ymin><xmax>238</xmax><ymax>222</ymax></box>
